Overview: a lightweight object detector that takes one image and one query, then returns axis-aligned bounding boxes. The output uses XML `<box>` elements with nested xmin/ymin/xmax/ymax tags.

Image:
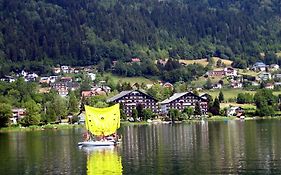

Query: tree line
<box><xmin>1</xmin><ymin>0</ymin><xmax>281</xmax><ymax>76</ymax></box>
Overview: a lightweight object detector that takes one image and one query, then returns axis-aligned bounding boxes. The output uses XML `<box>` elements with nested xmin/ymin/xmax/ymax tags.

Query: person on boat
<box><xmin>83</xmin><ymin>131</ymin><xmax>90</xmax><ymax>141</ymax></box>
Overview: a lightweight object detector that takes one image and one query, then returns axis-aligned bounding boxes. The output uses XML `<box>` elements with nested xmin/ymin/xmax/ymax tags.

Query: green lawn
<box><xmin>191</xmin><ymin>76</ymin><xmax>228</xmax><ymax>87</ymax></box>
<box><xmin>102</xmin><ymin>73</ymin><xmax>155</xmax><ymax>85</ymax></box>
<box><xmin>202</xmin><ymin>89</ymin><xmax>255</xmax><ymax>100</ymax></box>
<box><xmin>237</xmin><ymin>69</ymin><xmax>258</xmax><ymax>77</ymax></box>
<box><xmin>202</xmin><ymin>89</ymin><xmax>281</xmax><ymax>101</ymax></box>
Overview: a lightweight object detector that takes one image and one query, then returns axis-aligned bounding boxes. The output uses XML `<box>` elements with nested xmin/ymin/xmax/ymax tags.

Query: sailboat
<box><xmin>78</xmin><ymin>104</ymin><xmax>121</xmax><ymax>147</ymax></box>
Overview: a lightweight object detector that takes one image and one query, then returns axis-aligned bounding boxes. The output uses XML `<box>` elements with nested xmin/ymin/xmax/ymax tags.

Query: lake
<box><xmin>1</xmin><ymin>120</ymin><xmax>281</xmax><ymax>174</ymax></box>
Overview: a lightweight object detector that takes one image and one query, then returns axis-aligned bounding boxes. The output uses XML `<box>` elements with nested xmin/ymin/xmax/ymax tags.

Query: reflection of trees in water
<box><xmin>86</xmin><ymin>147</ymin><xmax>122</xmax><ymax>175</ymax></box>
<box><xmin>122</xmin><ymin>121</ymin><xmax>281</xmax><ymax>174</ymax></box>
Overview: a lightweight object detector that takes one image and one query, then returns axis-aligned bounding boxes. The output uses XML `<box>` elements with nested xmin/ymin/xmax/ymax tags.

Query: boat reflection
<box><xmin>83</xmin><ymin>147</ymin><xmax>123</xmax><ymax>175</ymax></box>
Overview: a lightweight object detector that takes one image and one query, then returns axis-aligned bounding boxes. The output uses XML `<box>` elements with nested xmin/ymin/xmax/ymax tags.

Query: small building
<box><xmin>265</xmin><ymin>83</ymin><xmax>274</xmax><ymax>89</ymax></box>
<box><xmin>252</xmin><ymin>62</ymin><xmax>267</xmax><ymax>72</ymax></box>
<box><xmin>61</xmin><ymin>66</ymin><xmax>70</xmax><ymax>73</ymax></box>
<box><xmin>200</xmin><ymin>93</ymin><xmax>212</xmax><ymax>101</ymax></box>
<box><xmin>258</xmin><ymin>72</ymin><xmax>272</xmax><ymax>81</ymax></box>
<box><xmin>163</xmin><ymin>82</ymin><xmax>174</xmax><ymax>89</ymax></box>
<box><xmin>227</xmin><ymin>106</ymin><xmax>244</xmax><ymax>117</ymax></box>
<box><xmin>25</xmin><ymin>73</ymin><xmax>38</xmax><ymax>82</ymax></box>
<box><xmin>49</xmin><ymin>76</ymin><xmax>58</xmax><ymax>83</ymax></box>
<box><xmin>274</xmin><ymin>82</ymin><xmax>281</xmax><ymax>86</ymax></box>
<box><xmin>58</xmin><ymin>87</ymin><xmax>68</xmax><ymax>97</ymax></box>
<box><xmin>251</xmin><ymin>81</ymin><xmax>260</xmax><ymax>86</ymax></box>
<box><xmin>213</xmin><ymin>83</ymin><xmax>222</xmax><ymax>89</ymax></box>
<box><xmin>107</xmin><ymin>90</ymin><xmax>158</xmax><ymax>116</ymax></box>
<box><xmin>273</xmin><ymin>74</ymin><xmax>281</xmax><ymax>79</ymax></box>
<box><xmin>39</xmin><ymin>77</ymin><xmax>50</xmax><ymax>84</ymax></box>
<box><xmin>270</xmin><ymin>64</ymin><xmax>279</xmax><ymax>71</ymax></box>
<box><xmin>52</xmin><ymin>67</ymin><xmax>61</xmax><ymax>74</ymax></box>
<box><xmin>11</xmin><ymin>108</ymin><xmax>26</xmax><ymax>124</ymax></box>
<box><xmin>207</xmin><ymin>70</ymin><xmax>225</xmax><ymax>77</ymax></box>
<box><xmin>131</xmin><ymin>58</ymin><xmax>141</xmax><ymax>63</ymax></box>
<box><xmin>51</xmin><ymin>82</ymin><xmax>80</xmax><ymax>96</ymax></box>
<box><xmin>0</xmin><ymin>76</ymin><xmax>16</xmax><ymax>83</ymax></box>
<box><xmin>87</xmin><ymin>73</ymin><xmax>96</xmax><ymax>81</ymax></box>
<box><xmin>231</xmin><ymin>82</ymin><xmax>243</xmax><ymax>89</ymax></box>
<box><xmin>60</xmin><ymin>77</ymin><xmax>72</xmax><ymax>82</ymax></box>
<box><xmin>224</xmin><ymin>67</ymin><xmax>237</xmax><ymax>76</ymax></box>
<box><xmin>159</xmin><ymin>92</ymin><xmax>208</xmax><ymax>115</ymax></box>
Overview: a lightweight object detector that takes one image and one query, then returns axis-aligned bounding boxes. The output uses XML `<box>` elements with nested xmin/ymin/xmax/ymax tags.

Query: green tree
<box><xmin>142</xmin><ymin>109</ymin><xmax>154</xmax><ymax>121</ymax></box>
<box><xmin>204</xmin><ymin>78</ymin><xmax>213</xmax><ymax>90</ymax></box>
<box><xmin>52</xmin><ymin>96</ymin><xmax>68</xmax><ymax>120</ymax></box>
<box><xmin>136</xmin><ymin>104</ymin><xmax>144</xmax><ymax>120</ymax></box>
<box><xmin>254</xmin><ymin>89</ymin><xmax>277</xmax><ymax>117</ymax></box>
<box><xmin>194</xmin><ymin>102</ymin><xmax>202</xmax><ymax>116</ymax></box>
<box><xmin>21</xmin><ymin>100</ymin><xmax>42</xmax><ymax>126</ymax></box>
<box><xmin>168</xmin><ymin>109</ymin><xmax>180</xmax><ymax>122</ymax></box>
<box><xmin>218</xmin><ymin>91</ymin><xmax>224</xmax><ymax>102</ymax></box>
<box><xmin>182</xmin><ymin>107</ymin><xmax>194</xmax><ymax>119</ymax></box>
<box><xmin>0</xmin><ymin>103</ymin><xmax>12</xmax><ymax>127</ymax></box>
<box><xmin>210</xmin><ymin>98</ymin><xmax>220</xmax><ymax>115</ymax></box>
<box><xmin>132</xmin><ymin>109</ymin><xmax>138</xmax><ymax>121</ymax></box>
<box><xmin>87</xmin><ymin>95</ymin><xmax>108</xmax><ymax>108</ymax></box>
<box><xmin>216</xmin><ymin>59</ymin><xmax>222</xmax><ymax>67</ymax></box>
<box><xmin>68</xmin><ymin>91</ymin><xmax>79</xmax><ymax>115</ymax></box>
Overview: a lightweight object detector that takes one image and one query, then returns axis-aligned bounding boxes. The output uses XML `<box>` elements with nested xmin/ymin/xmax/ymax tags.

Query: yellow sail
<box><xmin>85</xmin><ymin>104</ymin><xmax>120</xmax><ymax>136</ymax></box>
<box><xmin>87</xmin><ymin>148</ymin><xmax>122</xmax><ymax>175</ymax></box>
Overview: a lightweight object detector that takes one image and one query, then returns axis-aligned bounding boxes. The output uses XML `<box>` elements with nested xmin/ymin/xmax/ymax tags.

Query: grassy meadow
<box><xmin>102</xmin><ymin>73</ymin><xmax>155</xmax><ymax>85</ymax></box>
<box><xmin>202</xmin><ymin>89</ymin><xmax>281</xmax><ymax>101</ymax></box>
<box><xmin>179</xmin><ymin>57</ymin><xmax>233</xmax><ymax>67</ymax></box>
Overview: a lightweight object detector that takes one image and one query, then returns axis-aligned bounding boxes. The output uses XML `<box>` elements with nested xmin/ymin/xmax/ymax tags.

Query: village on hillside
<box><xmin>1</xmin><ymin>57</ymin><xmax>281</xmax><ymax>125</ymax></box>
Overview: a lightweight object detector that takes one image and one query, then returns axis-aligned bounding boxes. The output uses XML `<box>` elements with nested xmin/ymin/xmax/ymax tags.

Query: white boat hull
<box><xmin>78</xmin><ymin>141</ymin><xmax>115</xmax><ymax>147</ymax></box>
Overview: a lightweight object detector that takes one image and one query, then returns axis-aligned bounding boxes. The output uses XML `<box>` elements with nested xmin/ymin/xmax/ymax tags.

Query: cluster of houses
<box><xmin>0</xmin><ymin>70</ymin><xmax>39</xmax><ymax>82</ymax></box>
<box><xmin>205</xmin><ymin>62</ymin><xmax>281</xmax><ymax>90</ymax></box>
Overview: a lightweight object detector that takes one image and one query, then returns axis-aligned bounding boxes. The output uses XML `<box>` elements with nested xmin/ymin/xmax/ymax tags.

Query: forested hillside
<box><xmin>1</xmin><ymin>0</ymin><xmax>281</xmax><ymax>75</ymax></box>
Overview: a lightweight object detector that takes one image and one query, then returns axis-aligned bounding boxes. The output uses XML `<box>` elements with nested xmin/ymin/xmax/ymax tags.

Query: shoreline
<box><xmin>2</xmin><ymin>116</ymin><xmax>281</xmax><ymax>132</ymax></box>
<box><xmin>0</xmin><ymin>123</ymin><xmax>83</xmax><ymax>133</ymax></box>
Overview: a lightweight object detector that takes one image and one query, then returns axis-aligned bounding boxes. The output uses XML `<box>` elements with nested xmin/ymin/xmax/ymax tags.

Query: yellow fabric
<box><xmin>85</xmin><ymin>104</ymin><xmax>120</xmax><ymax>136</ymax></box>
<box><xmin>87</xmin><ymin>149</ymin><xmax>122</xmax><ymax>175</ymax></box>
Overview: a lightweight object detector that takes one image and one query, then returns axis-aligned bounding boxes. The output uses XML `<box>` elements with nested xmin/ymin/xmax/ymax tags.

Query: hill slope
<box><xmin>1</xmin><ymin>0</ymin><xmax>281</xmax><ymax>74</ymax></box>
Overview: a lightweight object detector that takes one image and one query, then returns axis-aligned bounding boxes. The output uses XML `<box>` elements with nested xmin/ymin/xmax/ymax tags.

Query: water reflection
<box><xmin>1</xmin><ymin>121</ymin><xmax>281</xmax><ymax>174</ymax></box>
<box><xmin>121</xmin><ymin>121</ymin><xmax>281</xmax><ymax>174</ymax></box>
<box><xmin>83</xmin><ymin>147</ymin><xmax>123</xmax><ymax>175</ymax></box>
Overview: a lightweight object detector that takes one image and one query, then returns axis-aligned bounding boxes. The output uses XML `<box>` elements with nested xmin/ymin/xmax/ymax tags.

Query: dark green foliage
<box><xmin>21</xmin><ymin>100</ymin><xmax>42</xmax><ymax>126</ymax></box>
<box><xmin>210</xmin><ymin>98</ymin><xmax>220</xmax><ymax>115</ymax></box>
<box><xmin>136</xmin><ymin>104</ymin><xmax>144</xmax><ymax>120</ymax></box>
<box><xmin>204</xmin><ymin>78</ymin><xmax>213</xmax><ymax>90</ymax></box>
<box><xmin>218</xmin><ymin>91</ymin><xmax>224</xmax><ymax>102</ymax></box>
<box><xmin>0</xmin><ymin>103</ymin><xmax>12</xmax><ymax>127</ymax></box>
<box><xmin>194</xmin><ymin>102</ymin><xmax>202</xmax><ymax>116</ymax></box>
<box><xmin>132</xmin><ymin>109</ymin><xmax>138</xmax><ymax>121</ymax></box>
<box><xmin>86</xmin><ymin>95</ymin><xmax>108</xmax><ymax>108</ymax></box>
<box><xmin>168</xmin><ymin>109</ymin><xmax>180</xmax><ymax>122</ymax></box>
<box><xmin>237</xmin><ymin>93</ymin><xmax>254</xmax><ymax>104</ymax></box>
<box><xmin>231</xmin><ymin>58</ymin><xmax>248</xmax><ymax>69</ymax></box>
<box><xmin>182</xmin><ymin>107</ymin><xmax>194</xmax><ymax>118</ymax></box>
<box><xmin>1</xmin><ymin>0</ymin><xmax>281</xmax><ymax>73</ymax></box>
<box><xmin>68</xmin><ymin>91</ymin><xmax>79</xmax><ymax>115</ymax></box>
<box><xmin>142</xmin><ymin>109</ymin><xmax>155</xmax><ymax>121</ymax></box>
<box><xmin>254</xmin><ymin>89</ymin><xmax>277</xmax><ymax>117</ymax></box>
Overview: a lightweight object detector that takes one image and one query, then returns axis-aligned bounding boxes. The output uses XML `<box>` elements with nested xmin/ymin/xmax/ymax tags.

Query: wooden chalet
<box><xmin>107</xmin><ymin>90</ymin><xmax>158</xmax><ymax>116</ymax></box>
<box><xmin>159</xmin><ymin>92</ymin><xmax>208</xmax><ymax>115</ymax></box>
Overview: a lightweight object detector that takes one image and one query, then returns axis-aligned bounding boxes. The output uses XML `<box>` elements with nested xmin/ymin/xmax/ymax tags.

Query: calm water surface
<box><xmin>1</xmin><ymin>120</ymin><xmax>281</xmax><ymax>174</ymax></box>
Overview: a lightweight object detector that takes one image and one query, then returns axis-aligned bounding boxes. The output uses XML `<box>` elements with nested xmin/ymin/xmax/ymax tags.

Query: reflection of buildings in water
<box><xmin>85</xmin><ymin>147</ymin><xmax>122</xmax><ymax>175</ymax></box>
<box><xmin>122</xmin><ymin>124</ymin><xmax>209</xmax><ymax>168</ymax></box>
